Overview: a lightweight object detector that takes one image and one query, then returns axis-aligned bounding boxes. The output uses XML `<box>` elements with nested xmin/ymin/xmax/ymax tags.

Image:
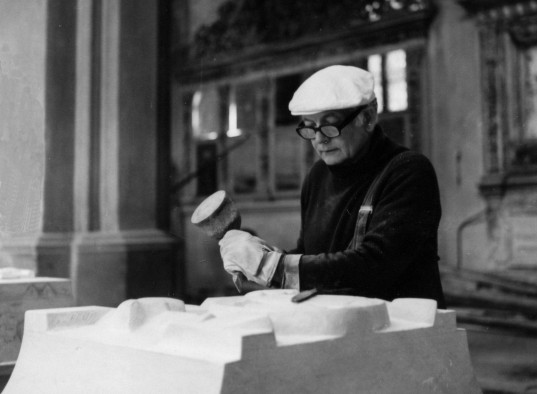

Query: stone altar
<box><xmin>4</xmin><ymin>291</ymin><xmax>481</xmax><ymax>393</ymax></box>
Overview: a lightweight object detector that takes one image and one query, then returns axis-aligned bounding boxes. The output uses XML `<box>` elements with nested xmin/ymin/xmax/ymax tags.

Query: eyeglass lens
<box><xmin>296</xmin><ymin>105</ymin><xmax>365</xmax><ymax>140</ymax></box>
<box><xmin>298</xmin><ymin>125</ymin><xmax>339</xmax><ymax>139</ymax></box>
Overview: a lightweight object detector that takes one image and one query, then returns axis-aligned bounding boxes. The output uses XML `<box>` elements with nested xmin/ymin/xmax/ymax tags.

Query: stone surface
<box><xmin>4</xmin><ymin>291</ymin><xmax>481</xmax><ymax>393</ymax></box>
<box><xmin>0</xmin><ymin>268</ymin><xmax>34</xmax><ymax>280</ymax></box>
<box><xmin>0</xmin><ymin>0</ymin><xmax>47</xmax><ymax>237</ymax></box>
<box><xmin>0</xmin><ymin>277</ymin><xmax>73</xmax><ymax>366</ymax></box>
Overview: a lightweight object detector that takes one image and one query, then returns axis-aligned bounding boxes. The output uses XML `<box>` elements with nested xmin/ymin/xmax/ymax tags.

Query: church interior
<box><xmin>1</xmin><ymin>0</ymin><xmax>537</xmax><ymax>392</ymax></box>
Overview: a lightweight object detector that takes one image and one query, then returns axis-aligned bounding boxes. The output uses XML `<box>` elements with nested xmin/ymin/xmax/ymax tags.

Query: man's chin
<box><xmin>321</xmin><ymin>155</ymin><xmax>342</xmax><ymax>166</ymax></box>
<box><xmin>319</xmin><ymin>151</ymin><xmax>342</xmax><ymax>165</ymax></box>
<box><xmin>322</xmin><ymin>157</ymin><xmax>344</xmax><ymax>166</ymax></box>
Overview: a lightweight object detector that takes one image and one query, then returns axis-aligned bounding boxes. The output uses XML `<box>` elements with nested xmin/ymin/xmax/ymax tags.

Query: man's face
<box><xmin>301</xmin><ymin>109</ymin><xmax>370</xmax><ymax>166</ymax></box>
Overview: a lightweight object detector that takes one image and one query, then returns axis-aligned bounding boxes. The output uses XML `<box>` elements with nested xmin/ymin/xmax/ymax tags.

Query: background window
<box><xmin>228</xmin><ymin>82</ymin><xmax>258</xmax><ymax>194</ymax></box>
<box><xmin>192</xmin><ymin>88</ymin><xmax>220</xmax><ymax>141</ymax></box>
<box><xmin>191</xmin><ymin>87</ymin><xmax>221</xmax><ymax>196</ymax></box>
<box><xmin>367</xmin><ymin>49</ymin><xmax>410</xmax><ymax>147</ymax></box>
<box><xmin>368</xmin><ymin>54</ymin><xmax>384</xmax><ymax>112</ymax></box>
<box><xmin>367</xmin><ymin>49</ymin><xmax>408</xmax><ymax>113</ymax></box>
<box><xmin>386</xmin><ymin>49</ymin><xmax>408</xmax><ymax>112</ymax></box>
<box><xmin>510</xmin><ymin>45</ymin><xmax>537</xmax><ymax>168</ymax></box>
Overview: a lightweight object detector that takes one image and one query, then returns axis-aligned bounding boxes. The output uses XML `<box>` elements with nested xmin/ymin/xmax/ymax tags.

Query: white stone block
<box><xmin>0</xmin><ymin>277</ymin><xmax>73</xmax><ymax>367</ymax></box>
<box><xmin>4</xmin><ymin>290</ymin><xmax>481</xmax><ymax>393</ymax></box>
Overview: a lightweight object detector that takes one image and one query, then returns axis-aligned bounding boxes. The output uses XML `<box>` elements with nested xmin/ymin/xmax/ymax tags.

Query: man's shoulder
<box><xmin>385</xmin><ymin>150</ymin><xmax>439</xmax><ymax>185</ymax></box>
<box><xmin>393</xmin><ymin>150</ymin><xmax>435</xmax><ymax>170</ymax></box>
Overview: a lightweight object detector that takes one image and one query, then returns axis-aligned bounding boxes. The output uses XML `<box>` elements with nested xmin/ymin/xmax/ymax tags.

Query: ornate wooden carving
<box><xmin>174</xmin><ymin>1</ymin><xmax>436</xmax><ymax>201</ymax></box>
<box><xmin>174</xmin><ymin>1</ymin><xmax>435</xmax><ymax>82</ymax></box>
<box><xmin>191</xmin><ymin>0</ymin><xmax>432</xmax><ymax>59</ymax></box>
<box><xmin>459</xmin><ymin>0</ymin><xmax>537</xmax><ymax>14</ymax></box>
<box><xmin>460</xmin><ymin>1</ymin><xmax>537</xmax><ymax>49</ymax></box>
<box><xmin>510</xmin><ymin>14</ymin><xmax>537</xmax><ymax>47</ymax></box>
<box><xmin>460</xmin><ymin>0</ymin><xmax>537</xmax><ymax>180</ymax></box>
<box><xmin>480</xmin><ymin>21</ymin><xmax>504</xmax><ymax>173</ymax></box>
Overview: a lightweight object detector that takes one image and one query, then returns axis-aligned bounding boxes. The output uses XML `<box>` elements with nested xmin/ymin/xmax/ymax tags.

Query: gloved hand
<box><xmin>219</xmin><ymin>230</ymin><xmax>283</xmax><ymax>287</ymax></box>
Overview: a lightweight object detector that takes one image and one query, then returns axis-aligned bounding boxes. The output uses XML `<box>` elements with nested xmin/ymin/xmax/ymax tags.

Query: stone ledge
<box><xmin>479</xmin><ymin>172</ymin><xmax>537</xmax><ymax>197</ymax></box>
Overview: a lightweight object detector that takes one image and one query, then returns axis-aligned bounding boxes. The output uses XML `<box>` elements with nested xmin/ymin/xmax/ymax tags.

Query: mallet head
<box><xmin>191</xmin><ymin>190</ymin><xmax>241</xmax><ymax>240</ymax></box>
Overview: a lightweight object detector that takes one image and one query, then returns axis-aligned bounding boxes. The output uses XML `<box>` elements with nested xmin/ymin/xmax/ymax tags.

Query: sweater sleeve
<box><xmin>298</xmin><ymin>155</ymin><xmax>441</xmax><ymax>296</ymax></box>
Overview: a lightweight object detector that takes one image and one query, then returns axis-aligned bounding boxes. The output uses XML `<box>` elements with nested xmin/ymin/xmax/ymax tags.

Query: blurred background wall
<box><xmin>0</xmin><ymin>0</ymin><xmax>179</xmax><ymax>306</ymax></box>
<box><xmin>0</xmin><ymin>0</ymin><xmax>46</xmax><ymax>265</ymax></box>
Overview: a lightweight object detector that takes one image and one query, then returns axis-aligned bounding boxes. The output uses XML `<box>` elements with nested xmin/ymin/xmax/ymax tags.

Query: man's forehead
<box><xmin>301</xmin><ymin>109</ymin><xmax>347</xmax><ymax>123</ymax></box>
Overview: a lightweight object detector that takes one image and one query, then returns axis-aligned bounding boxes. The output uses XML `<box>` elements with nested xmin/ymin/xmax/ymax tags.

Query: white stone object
<box><xmin>0</xmin><ymin>268</ymin><xmax>35</xmax><ymax>280</ymax></box>
<box><xmin>4</xmin><ymin>291</ymin><xmax>481</xmax><ymax>393</ymax></box>
<box><xmin>0</xmin><ymin>277</ymin><xmax>73</xmax><ymax>367</ymax></box>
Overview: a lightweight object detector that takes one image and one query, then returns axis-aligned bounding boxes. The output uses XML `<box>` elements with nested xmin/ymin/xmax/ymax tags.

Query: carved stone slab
<box><xmin>4</xmin><ymin>292</ymin><xmax>481</xmax><ymax>393</ymax></box>
<box><xmin>0</xmin><ymin>277</ymin><xmax>73</xmax><ymax>367</ymax></box>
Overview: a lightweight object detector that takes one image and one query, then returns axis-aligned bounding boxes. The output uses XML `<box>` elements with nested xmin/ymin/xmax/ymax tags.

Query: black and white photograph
<box><xmin>0</xmin><ymin>0</ymin><xmax>536</xmax><ymax>392</ymax></box>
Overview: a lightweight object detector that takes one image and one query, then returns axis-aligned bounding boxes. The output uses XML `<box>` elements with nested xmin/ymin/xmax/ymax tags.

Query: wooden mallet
<box><xmin>190</xmin><ymin>190</ymin><xmax>241</xmax><ymax>240</ymax></box>
<box><xmin>191</xmin><ymin>190</ymin><xmax>265</xmax><ymax>293</ymax></box>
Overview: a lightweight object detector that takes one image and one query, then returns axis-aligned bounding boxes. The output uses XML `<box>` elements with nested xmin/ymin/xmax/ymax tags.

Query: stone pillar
<box><xmin>3</xmin><ymin>0</ymin><xmax>180</xmax><ymax>306</ymax></box>
<box><xmin>0</xmin><ymin>0</ymin><xmax>47</xmax><ymax>270</ymax></box>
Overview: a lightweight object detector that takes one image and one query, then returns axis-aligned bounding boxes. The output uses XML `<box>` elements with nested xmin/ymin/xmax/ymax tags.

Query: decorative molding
<box><xmin>174</xmin><ymin>2</ymin><xmax>435</xmax><ymax>83</ymax></box>
<box><xmin>459</xmin><ymin>0</ymin><xmax>537</xmax><ymax>17</ymax></box>
<box><xmin>0</xmin><ymin>229</ymin><xmax>178</xmax><ymax>260</ymax></box>
<box><xmin>479</xmin><ymin>22</ymin><xmax>504</xmax><ymax>174</ymax></box>
<box><xmin>509</xmin><ymin>14</ymin><xmax>537</xmax><ymax>46</ymax></box>
<box><xmin>74</xmin><ymin>229</ymin><xmax>178</xmax><ymax>254</ymax></box>
<box><xmin>480</xmin><ymin>172</ymin><xmax>537</xmax><ymax>197</ymax></box>
<box><xmin>0</xmin><ymin>278</ymin><xmax>73</xmax><ymax>366</ymax></box>
<box><xmin>460</xmin><ymin>0</ymin><xmax>537</xmax><ymax>46</ymax></box>
<box><xmin>190</xmin><ymin>0</ymin><xmax>432</xmax><ymax>59</ymax></box>
<box><xmin>191</xmin><ymin>0</ymin><xmax>430</xmax><ymax>58</ymax></box>
<box><xmin>461</xmin><ymin>0</ymin><xmax>537</xmax><ymax>177</ymax></box>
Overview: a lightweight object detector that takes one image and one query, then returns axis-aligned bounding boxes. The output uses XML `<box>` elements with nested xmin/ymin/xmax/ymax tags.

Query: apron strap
<box><xmin>348</xmin><ymin>150</ymin><xmax>416</xmax><ymax>250</ymax></box>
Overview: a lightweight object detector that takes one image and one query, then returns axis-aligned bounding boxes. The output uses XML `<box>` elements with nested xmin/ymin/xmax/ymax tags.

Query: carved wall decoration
<box><xmin>510</xmin><ymin>14</ymin><xmax>537</xmax><ymax>47</ymax></box>
<box><xmin>0</xmin><ymin>279</ymin><xmax>73</xmax><ymax>366</ymax></box>
<box><xmin>191</xmin><ymin>0</ymin><xmax>432</xmax><ymax>60</ymax></box>
<box><xmin>460</xmin><ymin>0</ymin><xmax>537</xmax><ymax>181</ymax></box>
<box><xmin>175</xmin><ymin>1</ymin><xmax>435</xmax><ymax>84</ymax></box>
<box><xmin>457</xmin><ymin>0</ymin><xmax>537</xmax><ymax>271</ymax></box>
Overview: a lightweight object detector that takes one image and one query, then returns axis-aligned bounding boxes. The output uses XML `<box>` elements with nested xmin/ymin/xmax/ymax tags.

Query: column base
<box><xmin>2</xmin><ymin>229</ymin><xmax>181</xmax><ymax>306</ymax></box>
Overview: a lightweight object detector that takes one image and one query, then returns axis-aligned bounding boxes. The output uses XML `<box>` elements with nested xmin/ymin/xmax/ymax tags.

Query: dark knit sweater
<box><xmin>290</xmin><ymin>127</ymin><xmax>446</xmax><ymax>308</ymax></box>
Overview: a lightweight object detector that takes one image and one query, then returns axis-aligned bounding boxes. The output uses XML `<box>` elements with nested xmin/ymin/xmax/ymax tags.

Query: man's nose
<box><xmin>314</xmin><ymin>131</ymin><xmax>328</xmax><ymax>144</ymax></box>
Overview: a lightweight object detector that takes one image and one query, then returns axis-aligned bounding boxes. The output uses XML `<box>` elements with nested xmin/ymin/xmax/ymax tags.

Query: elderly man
<box><xmin>219</xmin><ymin>65</ymin><xmax>445</xmax><ymax>307</ymax></box>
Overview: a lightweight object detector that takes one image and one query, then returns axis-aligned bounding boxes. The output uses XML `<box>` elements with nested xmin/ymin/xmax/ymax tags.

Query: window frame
<box><xmin>172</xmin><ymin>42</ymin><xmax>427</xmax><ymax>204</ymax></box>
<box><xmin>367</xmin><ymin>49</ymin><xmax>413</xmax><ymax>148</ymax></box>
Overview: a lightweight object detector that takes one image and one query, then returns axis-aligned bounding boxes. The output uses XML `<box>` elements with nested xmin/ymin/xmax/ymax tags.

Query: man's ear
<box><xmin>362</xmin><ymin>107</ymin><xmax>378</xmax><ymax>132</ymax></box>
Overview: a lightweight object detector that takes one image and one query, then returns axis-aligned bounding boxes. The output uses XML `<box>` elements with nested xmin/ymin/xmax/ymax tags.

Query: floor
<box><xmin>464</xmin><ymin>325</ymin><xmax>537</xmax><ymax>393</ymax></box>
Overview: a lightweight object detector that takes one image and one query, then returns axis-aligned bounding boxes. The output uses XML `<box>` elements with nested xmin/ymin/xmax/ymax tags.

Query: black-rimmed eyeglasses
<box><xmin>295</xmin><ymin>106</ymin><xmax>366</xmax><ymax>140</ymax></box>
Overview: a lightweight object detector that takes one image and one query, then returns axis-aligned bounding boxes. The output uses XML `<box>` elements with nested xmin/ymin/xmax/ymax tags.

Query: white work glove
<box><xmin>219</xmin><ymin>230</ymin><xmax>283</xmax><ymax>287</ymax></box>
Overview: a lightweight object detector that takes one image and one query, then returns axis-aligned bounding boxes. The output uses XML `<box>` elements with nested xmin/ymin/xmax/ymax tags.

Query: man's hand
<box><xmin>219</xmin><ymin>230</ymin><xmax>283</xmax><ymax>287</ymax></box>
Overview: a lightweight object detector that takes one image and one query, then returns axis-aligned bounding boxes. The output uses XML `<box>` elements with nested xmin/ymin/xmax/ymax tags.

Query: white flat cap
<box><xmin>288</xmin><ymin>65</ymin><xmax>375</xmax><ymax>116</ymax></box>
